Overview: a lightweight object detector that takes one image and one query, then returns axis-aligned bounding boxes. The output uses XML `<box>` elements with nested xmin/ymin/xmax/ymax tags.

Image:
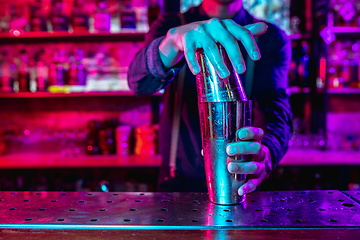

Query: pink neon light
<box><xmin>319</xmin><ymin>57</ymin><xmax>326</xmax><ymax>80</ymax></box>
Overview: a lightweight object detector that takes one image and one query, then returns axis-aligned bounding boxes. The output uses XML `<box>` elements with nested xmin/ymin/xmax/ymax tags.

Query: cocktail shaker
<box><xmin>196</xmin><ymin>44</ymin><xmax>252</xmax><ymax>205</ymax></box>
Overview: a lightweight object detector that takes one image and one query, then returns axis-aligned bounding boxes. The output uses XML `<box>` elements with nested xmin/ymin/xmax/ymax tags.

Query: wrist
<box><xmin>159</xmin><ymin>29</ymin><xmax>184</xmax><ymax>70</ymax></box>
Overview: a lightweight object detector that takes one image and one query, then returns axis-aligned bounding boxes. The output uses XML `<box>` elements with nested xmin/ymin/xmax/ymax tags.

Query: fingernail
<box><xmin>240</xmin><ymin>130</ymin><xmax>248</xmax><ymax>139</ymax></box>
<box><xmin>236</xmin><ymin>64</ymin><xmax>246</xmax><ymax>73</ymax></box>
<box><xmin>229</xmin><ymin>163</ymin><xmax>238</xmax><ymax>172</ymax></box>
<box><xmin>238</xmin><ymin>188</ymin><xmax>244</xmax><ymax>196</ymax></box>
<box><xmin>194</xmin><ymin>66</ymin><xmax>200</xmax><ymax>74</ymax></box>
<box><xmin>227</xmin><ymin>146</ymin><xmax>237</xmax><ymax>155</ymax></box>
<box><xmin>252</xmin><ymin>51</ymin><xmax>260</xmax><ymax>60</ymax></box>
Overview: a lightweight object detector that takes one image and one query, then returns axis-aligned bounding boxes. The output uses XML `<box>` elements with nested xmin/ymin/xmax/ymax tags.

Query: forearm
<box><xmin>128</xmin><ymin>36</ymin><xmax>185</xmax><ymax>96</ymax></box>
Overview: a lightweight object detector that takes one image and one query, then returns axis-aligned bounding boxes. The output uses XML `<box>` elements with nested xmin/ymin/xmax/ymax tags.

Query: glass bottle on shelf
<box><xmin>8</xmin><ymin>4</ymin><xmax>29</xmax><ymax>33</ymax></box>
<box><xmin>48</xmin><ymin>51</ymin><xmax>58</xmax><ymax>88</ymax></box>
<box><xmin>340</xmin><ymin>41</ymin><xmax>352</xmax><ymax>88</ymax></box>
<box><xmin>68</xmin><ymin>48</ymin><xmax>87</xmax><ymax>92</ymax></box>
<box><xmin>16</xmin><ymin>49</ymin><xmax>30</xmax><ymax>92</ymax></box>
<box><xmin>120</xmin><ymin>0</ymin><xmax>137</xmax><ymax>30</ymax></box>
<box><xmin>71</xmin><ymin>0</ymin><xmax>89</xmax><ymax>33</ymax></box>
<box><xmin>148</xmin><ymin>0</ymin><xmax>160</xmax><ymax>27</ymax></box>
<box><xmin>0</xmin><ymin>51</ymin><xmax>14</xmax><ymax>92</ymax></box>
<box><xmin>355</xmin><ymin>2</ymin><xmax>360</xmax><ymax>27</ymax></box>
<box><xmin>35</xmin><ymin>49</ymin><xmax>48</xmax><ymax>92</ymax></box>
<box><xmin>93</xmin><ymin>0</ymin><xmax>111</xmax><ymax>32</ymax></box>
<box><xmin>99</xmin><ymin>128</ymin><xmax>115</xmax><ymax>155</ymax></box>
<box><xmin>48</xmin><ymin>49</ymin><xmax>69</xmax><ymax>92</ymax></box>
<box><xmin>86</xmin><ymin>120</ymin><xmax>102</xmax><ymax>155</ymax></box>
<box><xmin>349</xmin><ymin>41</ymin><xmax>359</xmax><ymax>88</ymax></box>
<box><xmin>30</xmin><ymin>0</ymin><xmax>47</xmax><ymax>32</ymax></box>
<box><xmin>50</xmin><ymin>0</ymin><xmax>69</xmax><ymax>32</ymax></box>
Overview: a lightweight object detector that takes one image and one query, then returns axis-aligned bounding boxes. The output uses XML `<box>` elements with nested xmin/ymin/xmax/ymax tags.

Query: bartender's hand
<box><xmin>159</xmin><ymin>19</ymin><xmax>268</xmax><ymax>78</ymax></box>
<box><xmin>226</xmin><ymin>127</ymin><xmax>272</xmax><ymax>196</ymax></box>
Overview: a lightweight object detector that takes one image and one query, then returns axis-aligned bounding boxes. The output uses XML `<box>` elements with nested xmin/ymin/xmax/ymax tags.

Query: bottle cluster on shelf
<box><xmin>288</xmin><ymin>40</ymin><xmax>311</xmax><ymax>92</ymax></box>
<box><xmin>0</xmin><ymin>41</ymin><xmax>142</xmax><ymax>93</ymax></box>
<box><xmin>327</xmin><ymin>40</ymin><xmax>360</xmax><ymax>89</ymax></box>
<box><xmin>289</xmin><ymin>132</ymin><xmax>360</xmax><ymax>152</ymax></box>
<box><xmin>0</xmin><ymin>118</ymin><xmax>158</xmax><ymax>157</ymax></box>
<box><xmin>0</xmin><ymin>0</ymin><xmax>161</xmax><ymax>34</ymax></box>
<box><xmin>85</xmin><ymin>118</ymin><xmax>158</xmax><ymax>157</ymax></box>
<box><xmin>328</xmin><ymin>1</ymin><xmax>360</xmax><ymax>27</ymax></box>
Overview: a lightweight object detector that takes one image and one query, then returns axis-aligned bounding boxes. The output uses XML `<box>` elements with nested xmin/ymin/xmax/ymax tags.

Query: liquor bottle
<box><xmin>17</xmin><ymin>49</ymin><xmax>30</xmax><ymax>92</ymax></box>
<box><xmin>35</xmin><ymin>49</ymin><xmax>48</xmax><ymax>92</ymax></box>
<box><xmin>298</xmin><ymin>41</ymin><xmax>310</xmax><ymax>89</ymax></box>
<box><xmin>93</xmin><ymin>0</ymin><xmax>111</xmax><ymax>32</ymax></box>
<box><xmin>30</xmin><ymin>0</ymin><xmax>47</xmax><ymax>32</ymax></box>
<box><xmin>50</xmin><ymin>0</ymin><xmax>69</xmax><ymax>31</ymax></box>
<box><xmin>48</xmin><ymin>49</ymin><xmax>68</xmax><ymax>91</ymax></box>
<box><xmin>341</xmin><ymin>41</ymin><xmax>352</xmax><ymax>88</ymax></box>
<box><xmin>8</xmin><ymin>4</ymin><xmax>29</xmax><ymax>32</ymax></box>
<box><xmin>148</xmin><ymin>0</ymin><xmax>160</xmax><ymax>27</ymax></box>
<box><xmin>0</xmin><ymin>51</ymin><xmax>14</xmax><ymax>92</ymax></box>
<box><xmin>120</xmin><ymin>0</ymin><xmax>137</xmax><ymax>30</ymax></box>
<box><xmin>349</xmin><ymin>41</ymin><xmax>359</xmax><ymax>88</ymax></box>
<box><xmin>355</xmin><ymin>2</ymin><xmax>360</xmax><ymax>28</ymax></box>
<box><xmin>86</xmin><ymin>120</ymin><xmax>102</xmax><ymax>155</ymax></box>
<box><xmin>47</xmin><ymin>51</ymin><xmax>58</xmax><ymax>88</ymax></box>
<box><xmin>71</xmin><ymin>0</ymin><xmax>89</xmax><ymax>32</ymax></box>
<box><xmin>68</xmin><ymin>48</ymin><xmax>87</xmax><ymax>92</ymax></box>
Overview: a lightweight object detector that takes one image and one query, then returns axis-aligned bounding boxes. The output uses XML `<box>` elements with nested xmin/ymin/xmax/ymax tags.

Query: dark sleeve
<box><xmin>127</xmin><ymin>14</ymin><xmax>186</xmax><ymax>96</ymax></box>
<box><xmin>252</xmin><ymin>26</ymin><xmax>293</xmax><ymax>168</ymax></box>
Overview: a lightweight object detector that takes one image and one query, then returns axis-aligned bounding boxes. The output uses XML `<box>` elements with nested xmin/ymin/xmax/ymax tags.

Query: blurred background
<box><xmin>0</xmin><ymin>0</ymin><xmax>359</xmax><ymax>192</ymax></box>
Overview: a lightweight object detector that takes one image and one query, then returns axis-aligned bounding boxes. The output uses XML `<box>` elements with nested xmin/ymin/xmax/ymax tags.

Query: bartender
<box><xmin>127</xmin><ymin>0</ymin><xmax>292</xmax><ymax>196</ymax></box>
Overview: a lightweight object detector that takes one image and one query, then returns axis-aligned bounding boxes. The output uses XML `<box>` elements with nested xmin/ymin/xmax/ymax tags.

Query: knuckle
<box><xmin>255</xmin><ymin>143</ymin><xmax>261</xmax><ymax>152</ymax></box>
<box><xmin>195</xmin><ymin>25</ymin><xmax>205</xmax><ymax>33</ymax></box>
<box><xmin>239</xmin><ymin>143</ymin><xmax>246</xmax><ymax>153</ymax></box>
<box><xmin>202</xmin><ymin>42</ymin><xmax>217</xmax><ymax>51</ymax></box>
<box><xmin>242</xmin><ymin>28</ymin><xmax>252</xmax><ymax>35</ymax></box>
<box><xmin>209</xmin><ymin>18</ymin><xmax>221</xmax><ymax>25</ymax></box>
<box><xmin>252</xmin><ymin>163</ymin><xmax>258</xmax><ymax>173</ymax></box>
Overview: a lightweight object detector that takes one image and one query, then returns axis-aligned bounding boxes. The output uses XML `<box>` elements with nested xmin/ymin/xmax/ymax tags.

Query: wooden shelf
<box><xmin>0</xmin><ymin>154</ymin><xmax>162</xmax><ymax>169</ymax></box>
<box><xmin>1</xmin><ymin>149</ymin><xmax>359</xmax><ymax>169</ymax></box>
<box><xmin>0</xmin><ymin>31</ymin><xmax>146</xmax><ymax>44</ymax></box>
<box><xmin>332</xmin><ymin>27</ymin><xmax>360</xmax><ymax>39</ymax></box>
<box><xmin>0</xmin><ymin>91</ymin><xmax>163</xmax><ymax>98</ymax></box>
<box><xmin>327</xmin><ymin>88</ymin><xmax>360</xmax><ymax>95</ymax></box>
<box><xmin>280</xmin><ymin>149</ymin><xmax>360</xmax><ymax>166</ymax></box>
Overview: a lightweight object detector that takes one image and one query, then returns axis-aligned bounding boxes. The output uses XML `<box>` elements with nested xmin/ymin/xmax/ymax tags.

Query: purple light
<box><xmin>352</xmin><ymin>43</ymin><xmax>359</xmax><ymax>52</ymax></box>
<box><xmin>329</xmin><ymin>67</ymin><xmax>336</xmax><ymax>74</ymax></box>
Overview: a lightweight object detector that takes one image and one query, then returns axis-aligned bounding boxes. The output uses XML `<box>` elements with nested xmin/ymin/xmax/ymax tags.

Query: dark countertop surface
<box><xmin>0</xmin><ymin>191</ymin><xmax>359</xmax><ymax>239</ymax></box>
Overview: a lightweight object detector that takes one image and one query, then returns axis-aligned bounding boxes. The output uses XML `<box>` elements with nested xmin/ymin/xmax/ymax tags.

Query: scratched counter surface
<box><xmin>0</xmin><ymin>191</ymin><xmax>360</xmax><ymax>239</ymax></box>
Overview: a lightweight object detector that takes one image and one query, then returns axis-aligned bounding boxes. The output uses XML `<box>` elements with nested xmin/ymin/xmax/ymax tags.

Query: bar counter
<box><xmin>0</xmin><ymin>191</ymin><xmax>360</xmax><ymax>239</ymax></box>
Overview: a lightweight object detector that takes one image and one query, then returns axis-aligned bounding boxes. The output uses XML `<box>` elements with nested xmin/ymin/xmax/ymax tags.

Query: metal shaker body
<box><xmin>196</xmin><ymin>44</ymin><xmax>252</xmax><ymax>205</ymax></box>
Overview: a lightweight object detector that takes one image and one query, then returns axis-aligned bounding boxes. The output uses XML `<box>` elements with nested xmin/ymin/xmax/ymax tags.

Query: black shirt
<box><xmin>128</xmin><ymin>5</ymin><xmax>293</xmax><ymax>191</ymax></box>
